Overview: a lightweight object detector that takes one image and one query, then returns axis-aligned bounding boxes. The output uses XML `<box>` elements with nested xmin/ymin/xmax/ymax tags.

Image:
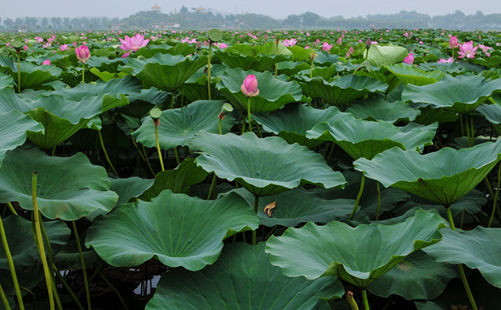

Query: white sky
<box><xmin>2</xmin><ymin>0</ymin><xmax>501</xmax><ymax>19</ymax></box>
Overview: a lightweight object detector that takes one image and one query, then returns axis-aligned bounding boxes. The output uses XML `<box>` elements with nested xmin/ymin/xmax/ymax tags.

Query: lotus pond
<box><xmin>0</xmin><ymin>29</ymin><xmax>500</xmax><ymax>310</ymax></box>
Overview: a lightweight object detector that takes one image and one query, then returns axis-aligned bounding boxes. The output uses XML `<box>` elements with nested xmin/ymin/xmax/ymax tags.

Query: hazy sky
<box><xmin>2</xmin><ymin>0</ymin><xmax>501</xmax><ymax>19</ymax></box>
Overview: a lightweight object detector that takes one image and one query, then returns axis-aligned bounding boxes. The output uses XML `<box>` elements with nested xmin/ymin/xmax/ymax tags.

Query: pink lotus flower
<box><xmin>336</xmin><ymin>37</ymin><xmax>342</xmax><ymax>45</ymax></box>
<box><xmin>23</xmin><ymin>45</ymin><xmax>28</xmax><ymax>51</ymax></box>
<box><xmin>437</xmin><ymin>57</ymin><xmax>453</xmax><ymax>63</ymax></box>
<box><xmin>42</xmin><ymin>59</ymin><xmax>51</xmax><ymax>65</ymax></box>
<box><xmin>75</xmin><ymin>45</ymin><xmax>90</xmax><ymax>63</ymax></box>
<box><xmin>121</xmin><ymin>52</ymin><xmax>131</xmax><ymax>58</ymax></box>
<box><xmin>119</xmin><ymin>33</ymin><xmax>149</xmax><ymax>52</ymax></box>
<box><xmin>403</xmin><ymin>53</ymin><xmax>414</xmax><ymax>64</ymax></box>
<box><xmin>403</xmin><ymin>32</ymin><xmax>409</xmax><ymax>38</ymax></box>
<box><xmin>305</xmin><ymin>45</ymin><xmax>309</xmax><ymax>49</ymax></box>
<box><xmin>478</xmin><ymin>44</ymin><xmax>493</xmax><ymax>57</ymax></box>
<box><xmin>449</xmin><ymin>36</ymin><xmax>459</xmax><ymax>49</ymax></box>
<box><xmin>35</xmin><ymin>36</ymin><xmax>43</xmax><ymax>43</ymax></box>
<box><xmin>322</xmin><ymin>42</ymin><xmax>333</xmax><ymax>52</ymax></box>
<box><xmin>59</xmin><ymin>44</ymin><xmax>69</xmax><ymax>51</ymax></box>
<box><xmin>345</xmin><ymin>46</ymin><xmax>355</xmax><ymax>58</ymax></box>
<box><xmin>241</xmin><ymin>74</ymin><xmax>259</xmax><ymax>97</ymax></box>
<box><xmin>282</xmin><ymin>38</ymin><xmax>297</xmax><ymax>47</ymax></box>
<box><xmin>458</xmin><ymin>41</ymin><xmax>478</xmax><ymax>59</ymax></box>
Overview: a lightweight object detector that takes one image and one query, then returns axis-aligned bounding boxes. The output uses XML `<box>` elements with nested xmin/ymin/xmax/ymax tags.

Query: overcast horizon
<box><xmin>2</xmin><ymin>0</ymin><xmax>501</xmax><ymax>19</ymax></box>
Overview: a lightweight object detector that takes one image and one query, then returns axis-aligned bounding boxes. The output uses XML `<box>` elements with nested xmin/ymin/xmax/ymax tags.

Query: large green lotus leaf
<box><xmin>90</xmin><ymin>67</ymin><xmax>128</xmax><ymax>82</ymax></box>
<box><xmin>307</xmin><ymin>115</ymin><xmax>437</xmax><ymax>160</ymax></box>
<box><xmin>296</xmin><ymin>74</ymin><xmax>388</xmax><ymax>106</ymax></box>
<box><xmin>132</xmin><ymin>100</ymin><xmax>235</xmax><ymax>150</ymax></box>
<box><xmin>477</xmin><ymin>102</ymin><xmax>501</xmax><ymax>125</ymax></box>
<box><xmin>402</xmin><ymin>75</ymin><xmax>501</xmax><ymax>113</ymax></box>
<box><xmin>265</xmin><ymin>210</ymin><xmax>446</xmax><ymax>288</ymax></box>
<box><xmin>0</xmin><ymin>148</ymin><xmax>118</xmax><ymax>221</ymax></box>
<box><xmin>0</xmin><ymin>55</ymin><xmax>62</xmax><ymax>90</ymax></box>
<box><xmin>140</xmin><ymin>158</ymin><xmax>209</xmax><ymax>201</ymax></box>
<box><xmin>364</xmin><ymin>45</ymin><xmax>409</xmax><ymax>67</ymax></box>
<box><xmin>85</xmin><ymin>190</ymin><xmax>259</xmax><ymax>270</ymax></box>
<box><xmin>277</xmin><ymin>61</ymin><xmax>311</xmax><ymax>76</ymax></box>
<box><xmin>0</xmin><ymin>215</ymin><xmax>70</xmax><ymax>269</ymax></box>
<box><xmin>146</xmin><ymin>243</ymin><xmax>344</xmax><ymax>310</ymax></box>
<box><xmin>181</xmin><ymin>64</ymin><xmax>226</xmax><ymax>102</ymax></box>
<box><xmin>385</xmin><ymin>64</ymin><xmax>444</xmax><ymax>85</ymax></box>
<box><xmin>214</xmin><ymin>43</ymin><xmax>289</xmax><ymax>71</ymax></box>
<box><xmin>346</xmin><ymin>95</ymin><xmax>420</xmax><ymax>123</ymax></box>
<box><xmin>354</xmin><ymin>140</ymin><xmax>501</xmax><ymax>205</ymax></box>
<box><xmin>424</xmin><ymin>227</ymin><xmax>501</xmax><ymax>288</ymax></box>
<box><xmin>190</xmin><ymin>132</ymin><xmax>346</xmax><ymax>196</ymax></box>
<box><xmin>0</xmin><ymin>110</ymin><xmax>43</xmax><ymax>168</ymax></box>
<box><xmin>216</xmin><ymin>68</ymin><xmax>303</xmax><ymax>113</ymax></box>
<box><xmin>368</xmin><ymin>251</ymin><xmax>457</xmax><ymax>300</ymax></box>
<box><xmin>110</xmin><ymin>177</ymin><xmax>154</xmax><ymax>205</ymax></box>
<box><xmin>120</xmin><ymin>53</ymin><xmax>207</xmax><ymax>91</ymax></box>
<box><xmin>253</xmin><ymin>103</ymin><xmax>349</xmax><ymax>148</ymax></box>
<box><xmin>256</xmin><ymin>188</ymin><xmax>354</xmax><ymax>227</ymax></box>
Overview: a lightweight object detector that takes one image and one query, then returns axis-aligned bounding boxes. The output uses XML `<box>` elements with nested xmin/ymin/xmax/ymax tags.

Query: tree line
<box><xmin>1</xmin><ymin>9</ymin><xmax>500</xmax><ymax>31</ymax></box>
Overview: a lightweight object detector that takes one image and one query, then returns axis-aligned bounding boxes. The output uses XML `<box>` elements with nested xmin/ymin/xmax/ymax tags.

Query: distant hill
<box><xmin>1</xmin><ymin>8</ymin><xmax>501</xmax><ymax>31</ymax></box>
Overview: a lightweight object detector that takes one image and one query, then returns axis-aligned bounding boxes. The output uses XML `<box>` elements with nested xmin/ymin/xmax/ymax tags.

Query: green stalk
<box><xmin>39</xmin><ymin>216</ymin><xmax>62</xmax><ymax>310</ymax></box>
<box><xmin>72</xmin><ymin>221</ymin><xmax>91</xmax><ymax>310</ymax></box>
<box><xmin>346</xmin><ymin>291</ymin><xmax>359</xmax><ymax>310</ymax></box>
<box><xmin>32</xmin><ymin>172</ymin><xmax>54</xmax><ymax>310</ymax></box>
<box><xmin>349</xmin><ymin>172</ymin><xmax>366</xmax><ymax>220</ymax></box>
<box><xmin>6</xmin><ymin>202</ymin><xmax>17</xmax><ymax>216</ymax></box>
<box><xmin>207</xmin><ymin>43</ymin><xmax>212</xmax><ymax>100</ymax></box>
<box><xmin>446</xmin><ymin>207</ymin><xmax>478</xmax><ymax>310</ymax></box>
<box><xmin>309</xmin><ymin>57</ymin><xmax>314</xmax><ymax>79</ymax></box>
<box><xmin>361</xmin><ymin>289</ymin><xmax>370</xmax><ymax>310</ymax></box>
<box><xmin>470</xmin><ymin>115</ymin><xmax>475</xmax><ymax>146</ymax></box>
<box><xmin>0</xmin><ymin>284</ymin><xmax>11</xmax><ymax>310</ymax></box>
<box><xmin>488</xmin><ymin>163</ymin><xmax>501</xmax><ymax>227</ymax></box>
<box><xmin>0</xmin><ymin>215</ymin><xmax>24</xmax><ymax>310</ymax></box>
<box><xmin>169</xmin><ymin>94</ymin><xmax>175</xmax><ymax>109</ymax></box>
<box><xmin>218</xmin><ymin>118</ymin><xmax>222</xmax><ymax>135</ymax></box>
<box><xmin>207</xmin><ymin>173</ymin><xmax>217</xmax><ymax>200</ymax></box>
<box><xmin>247</xmin><ymin>98</ymin><xmax>253</xmax><ymax>132</ymax></box>
<box><xmin>375</xmin><ymin>182</ymin><xmax>381</xmax><ymax>220</ymax></box>
<box><xmin>252</xmin><ymin>195</ymin><xmax>259</xmax><ymax>245</ymax></box>
<box><xmin>173</xmin><ymin>147</ymin><xmax>180</xmax><ymax>165</ymax></box>
<box><xmin>82</xmin><ymin>63</ymin><xmax>85</xmax><ymax>84</ymax></box>
<box><xmin>141</xmin><ymin>145</ymin><xmax>155</xmax><ymax>176</ymax></box>
<box><xmin>17</xmin><ymin>54</ymin><xmax>21</xmax><ymax>93</ymax></box>
<box><xmin>98</xmin><ymin>131</ymin><xmax>118</xmax><ymax>176</ymax></box>
<box><xmin>154</xmin><ymin>124</ymin><xmax>165</xmax><ymax>171</ymax></box>
<box><xmin>459</xmin><ymin>112</ymin><xmax>464</xmax><ymax>136</ymax></box>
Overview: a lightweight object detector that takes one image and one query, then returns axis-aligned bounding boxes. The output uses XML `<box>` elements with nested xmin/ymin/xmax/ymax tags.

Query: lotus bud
<box><xmin>346</xmin><ymin>291</ymin><xmax>359</xmax><ymax>310</ymax></box>
<box><xmin>365</xmin><ymin>38</ymin><xmax>372</xmax><ymax>49</ymax></box>
<box><xmin>75</xmin><ymin>45</ymin><xmax>90</xmax><ymax>63</ymax></box>
<box><xmin>241</xmin><ymin>74</ymin><xmax>259</xmax><ymax>97</ymax></box>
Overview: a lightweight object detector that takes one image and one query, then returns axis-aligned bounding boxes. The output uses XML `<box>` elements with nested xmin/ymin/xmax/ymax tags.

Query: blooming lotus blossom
<box><xmin>403</xmin><ymin>53</ymin><xmax>414</xmax><ymax>64</ymax></box>
<box><xmin>449</xmin><ymin>36</ymin><xmax>459</xmax><ymax>49</ymax></box>
<box><xmin>304</xmin><ymin>45</ymin><xmax>309</xmax><ymax>49</ymax></box>
<box><xmin>23</xmin><ymin>45</ymin><xmax>28</xmax><ymax>51</ymax></box>
<box><xmin>119</xmin><ymin>33</ymin><xmax>149</xmax><ymax>52</ymax></box>
<box><xmin>241</xmin><ymin>74</ymin><xmax>259</xmax><ymax>97</ymax></box>
<box><xmin>345</xmin><ymin>46</ymin><xmax>355</xmax><ymax>58</ymax></box>
<box><xmin>75</xmin><ymin>45</ymin><xmax>90</xmax><ymax>63</ymax></box>
<box><xmin>336</xmin><ymin>37</ymin><xmax>342</xmax><ymax>45</ymax></box>
<box><xmin>478</xmin><ymin>44</ymin><xmax>493</xmax><ymax>57</ymax></box>
<box><xmin>42</xmin><ymin>59</ymin><xmax>51</xmax><ymax>65</ymax></box>
<box><xmin>59</xmin><ymin>44</ymin><xmax>69</xmax><ymax>51</ymax></box>
<box><xmin>121</xmin><ymin>52</ymin><xmax>131</xmax><ymax>58</ymax></box>
<box><xmin>282</xmin><ymin>38</ymin><xmax>297</xmax><ymax>47</ymax></box>
<box><xmin>437</xmin><ymin>57</ymin><xmax>453</xmax><ymax>63</ymax></box>
<box><xmin>35</xmin><ymin>36</ymin><xmax>43</xmax><ymax>43</ymax></box>
<box><xmin>322</xmin><ymin>42</ymin><xmax>333</xmax><ymax>52</ymax></box>
<box><xmin>403</xmin><ymin>32</ymin><xmax>409</xmax><ymax>37</ymax></box>
<box><xmin>458</xmin><ymin>41</ymin><xmax>478</xmax><ymax>59</ymax></box>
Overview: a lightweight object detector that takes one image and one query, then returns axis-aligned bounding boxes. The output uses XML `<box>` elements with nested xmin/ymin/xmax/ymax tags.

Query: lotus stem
<box><xmin>375</xmin><ymin>182</ymin><xmax>381</xmax><ymax>220</ymax></box>
<box><xmin>99</xmin><ymin>271</ymin><xmax>128</xmax><ymax>310</ymax></box>
<box><xmin>207</xmin><ymin>174</ymin><xmax>217</xmax><ymax>200</ymax></box>
<box><xmin>174</xmin><ymin>147</ymin><xmax>180</xmax><ymax>165</ymax></box>
<box><xmin>488</xmin><ymin>163</ymin><xmax>501</xmax><ymax>227</ymax></box>
<box><xmin>218</xmin><ymin>118</ymin><xmax>223</xmax><ymax>135</ymax></box>
<box><xmin>247</xmin><ymin>98</ymin><xmax>253</xmax><ymax>132</ymax></box>
<box><xmin>6</xmin><ymin>202</ymin><xmax>17</xmax><ymax>216</ymax></box>
<box><xmin>350</xmin><ymin>172</ymin><xmax>366</xmax><ymax>220</ymax></box>
<box><xmin>39</xmin><ymin>215</ymin><xmax>63</xmax><ymax>310</ymax></box>
<box><xmin>361</xmin><ymin>289</ymin><xmax>370</xmax><ymax>310</ymax></box>
<box><xmin>141</xmin><ymin>145</ymin><xmax>155</xmax><ymax>176</ymax></box>
<box><xmin>72</xmin><ymin>221</ymin><xmax>91</xmax><ymax>310</ymax></box>
<box><xmin>154</xmin><ymin>123</ymin><xmax>165</xmax><ymax>171</ymax></box>
<box><xmin>98</xmin><ymin>131</ymin><xmax>118</xmax><ymax>176</ymax></box>
<box><xmin>0</xmin><ymin>215</ymin><xmax>25</xmax><ymax>310</ymax></box>
<box><xmin>252</xmin><ymin>195</ymin><xmax>259</xmax><ymax>245</ymax></box>
<box><xmin>459</xmin><ymin>112</ymin><xmax>464</xmax><ymax>136</ymax></box>
<box><xmin>82</xmin><ymin>63</ymin><xmax>85</xmax><ymax>84</ymax></box>
<box><xmin>16</xmin><ymin>54</ymin><xmax>21</xmax><ymax>93</ymax></box>
<box><xmin>310</xmin><ymin>58</ymin><xmax>314</xmax><ymax>79</ymax></box>
<box><xmin>446</xmin><ymin>207</ymin><xmax>479</xmax><ymax>310</ymax></box>
<box><xmin>32</xmin><ymin>172</ymin><xmax>54</xmax><ymax>310</ymax></box>
<box><xmin>170</xmin><ymin>93</ymin><xmax>176</xmax><ymax>109</ymax></box>
<box><xmin>470</xmin><ymin>115</ymin><xmax>475</xmax><ymax>146</ymax></box>
<box><xmin>0</xmin><ymin>284</ymin><xmax>11</xmax><ymax>310</ymax></box>
<box><xmin>207</xmin><ymin>44</ymin><xmax>212</xmax><ymax>101</ymax></box>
